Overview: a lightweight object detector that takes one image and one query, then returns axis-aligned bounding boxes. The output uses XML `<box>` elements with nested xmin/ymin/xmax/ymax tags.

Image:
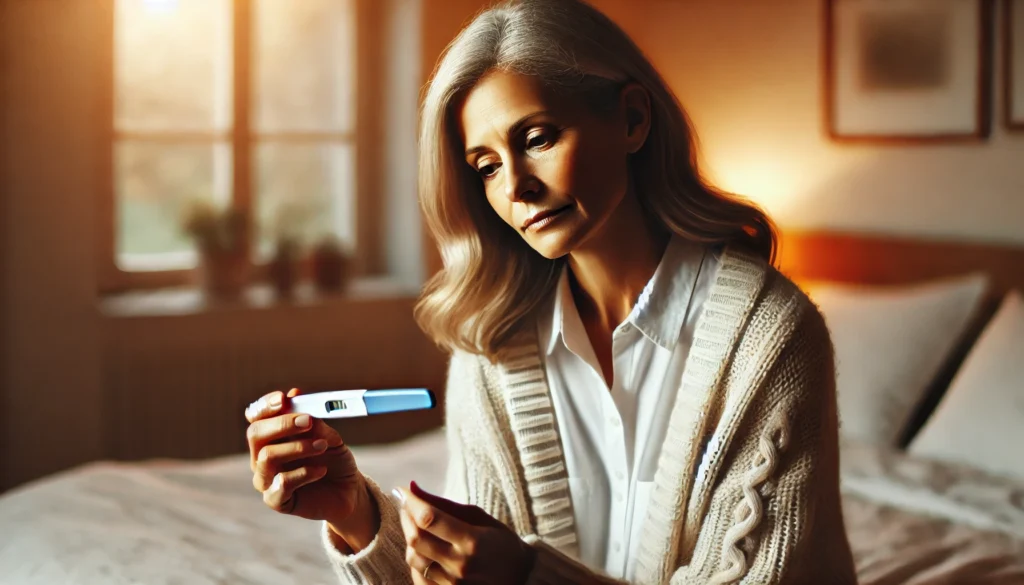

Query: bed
<box><xmin>1</xmin><ymin>231</ymin><xmax>1023</xmax><ymax>584</ymax></box>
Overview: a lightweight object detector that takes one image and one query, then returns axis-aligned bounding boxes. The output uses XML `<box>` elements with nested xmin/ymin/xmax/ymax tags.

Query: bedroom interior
<box><xmin>1</xmin><ymin>0</ymin><xmax>1023</xmax><ymax>583</ymax></box>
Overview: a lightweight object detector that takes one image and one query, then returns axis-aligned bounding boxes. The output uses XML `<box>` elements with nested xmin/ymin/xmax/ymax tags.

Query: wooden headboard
<box><xmin>778</xmin><ymin>230</ymin><xmax>1024</xmax><ymax>303</ymax></box>
<box><xmin>777</xmin><ymin>230</ymin><xmax>1024</xmax><ymax>446</ymax></box>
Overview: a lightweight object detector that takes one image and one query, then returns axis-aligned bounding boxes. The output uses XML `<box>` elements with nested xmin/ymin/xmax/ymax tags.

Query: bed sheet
<box><xmin>3</xmin><ymin>430</ymin><xmax>1024</xmax><ymax>584</ymax></box>
<box><xmin>0</xmin><ymin>430</ymin><xmax>448</xmax><ymax>585</ymax></box>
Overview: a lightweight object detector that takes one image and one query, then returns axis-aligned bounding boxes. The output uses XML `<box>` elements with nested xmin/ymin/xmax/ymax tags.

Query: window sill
<box><xmin>99</xmin><ymin>277</ymin><xmax>420</xmax><ymax>319</ymax></box>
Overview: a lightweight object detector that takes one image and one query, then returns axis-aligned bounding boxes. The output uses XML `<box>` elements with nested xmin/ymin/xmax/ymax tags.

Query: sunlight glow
<box><xmin>143</xmin><ymin>0</ymin><xmax>179</xmax><ymax>12</ymax></box>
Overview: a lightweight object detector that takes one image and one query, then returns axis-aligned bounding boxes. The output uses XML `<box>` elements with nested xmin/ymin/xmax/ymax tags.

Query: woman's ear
<box><xmin>620</xmin><ymin>83</ymin><xmax>651</xmax><ymax>154</ymax></box>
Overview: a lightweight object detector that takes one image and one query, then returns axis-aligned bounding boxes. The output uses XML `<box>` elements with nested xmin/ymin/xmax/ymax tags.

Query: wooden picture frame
<box><xmin>1005</xmin><ymin>0</ymin><xmax>1024</xmax><ymax>129</ymax></box>
<box><xmin>824</xmin><ymin>0</ymin><xmax>994</xmax><ymax>143</ymax></box>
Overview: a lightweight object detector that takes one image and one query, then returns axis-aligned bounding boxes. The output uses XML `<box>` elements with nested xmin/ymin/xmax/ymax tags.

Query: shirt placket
<box><xmin>604</xmin><ymin>328</ymin><xmax>635</xmax><ymax>574</ymax></box>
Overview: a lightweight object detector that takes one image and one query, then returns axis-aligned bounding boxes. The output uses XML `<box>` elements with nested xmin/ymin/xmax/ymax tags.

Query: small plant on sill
<box><xmin>180</xmin><ymin>198</ymin><xmax>249</xmax><ymax>300</ymax></box>
<box><xmin>311</xmin><ymin>235</ymin><xmax>351</xmax><ymax>294</ymax></box>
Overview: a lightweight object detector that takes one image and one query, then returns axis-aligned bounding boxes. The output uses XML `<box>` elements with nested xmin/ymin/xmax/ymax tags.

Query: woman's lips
<box><xmin>522</xmin><ymin>205</ymin><xmax>572</xmax><ymax>232</ymax></box>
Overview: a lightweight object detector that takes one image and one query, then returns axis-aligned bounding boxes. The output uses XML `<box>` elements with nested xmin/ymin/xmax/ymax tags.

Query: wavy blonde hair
<box><xmin>415</xmin><ymin>0</ymin><xmax>777</xmax><ymax>360</ymax></box>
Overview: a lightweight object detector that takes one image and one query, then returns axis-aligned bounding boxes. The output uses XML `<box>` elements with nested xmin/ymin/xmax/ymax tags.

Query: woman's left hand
<box><xmin>395</xmin><ymin>482</ymin><xmax>536</xmax><ymax>585</ymax></box>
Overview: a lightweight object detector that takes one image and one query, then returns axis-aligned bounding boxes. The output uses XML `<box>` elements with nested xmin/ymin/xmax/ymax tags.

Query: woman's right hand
<box><xmin>245</xmin><ymin>388</ymin><xmax>377</xmax><ymax>547</ymax></box>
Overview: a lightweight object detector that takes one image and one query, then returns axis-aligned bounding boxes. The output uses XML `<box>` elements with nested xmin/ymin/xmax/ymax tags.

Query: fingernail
<box><xmin>295</xmin><ymin>414</ymin><xmax>311</xmax><ymax>428</ymax></box>
<box><xmin>391</xmin><ymin>488</ymin><xmax>406</xmax><ymax>504</ymax></box>
<box><xmin>269</xmin><ymin>392</ymin><xmax>283</xmax><ymax>409</ymax></box>
<box><xmin>245</xmin><ymin>398</ymin><xmax>264</xmax><ymax>419</ymax></box>
<box><xmin>270</xmin><ymin>474</ymin><xmax>283</xmax><ymax>493</ymax></box>
<box><xmin>312</xmin><ymin>439</ymin><xmax>328</xmax><ymax>451</ymax></box>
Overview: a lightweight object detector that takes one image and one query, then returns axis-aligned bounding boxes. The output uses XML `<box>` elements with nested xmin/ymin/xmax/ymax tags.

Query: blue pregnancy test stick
<box><xmin>284</xmin><ymin>388</ymin><xmax>436</xmax><ymax>419</ymax></box>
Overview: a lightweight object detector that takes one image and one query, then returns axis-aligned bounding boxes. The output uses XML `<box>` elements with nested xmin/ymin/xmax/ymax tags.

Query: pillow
<box><xmin>806</xmin><ymin>273</ymin><xmax>989</xmax><ymax>446</ymax></box>
<box><xmin>908</xmin><ymin>291</ymin><xmax>1024</xmax><ymax>480</ymax></box>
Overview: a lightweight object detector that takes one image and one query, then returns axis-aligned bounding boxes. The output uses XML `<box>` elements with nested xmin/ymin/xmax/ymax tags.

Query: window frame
<box><xmin>97</xmin><ymin>0</ymin><xmax>384</xmax><ymax>293</ymax></box>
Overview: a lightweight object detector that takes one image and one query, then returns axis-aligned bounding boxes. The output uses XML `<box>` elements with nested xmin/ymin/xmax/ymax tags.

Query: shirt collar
<box><xmin>539</xmin><ymin>235</ymin><xmax>706</xmax><ymax>355</ymax></box>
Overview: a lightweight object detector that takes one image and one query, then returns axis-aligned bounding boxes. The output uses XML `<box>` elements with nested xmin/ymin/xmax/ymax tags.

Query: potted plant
<box><xmin>181</xmin><ymin>199</ymin><xmax>249</xmax><ymax>300</ymax></box>
<box><xmin>265</xmin><ymin>202</ymin><xmax>313</xmax><ymax>300</ymax></box>
<box><xmin>268</xmin><ymin>236</ymin><xmax>299</xmax><ymax>299</ymax></box>
<box><xmin>311</xmin><ymin>235</ymin><xmax>351</xmax><ymax>294</ymax></box>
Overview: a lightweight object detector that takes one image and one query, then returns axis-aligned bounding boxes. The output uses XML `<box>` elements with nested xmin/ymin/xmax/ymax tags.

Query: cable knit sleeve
<box><xmin>320</xmin><ymin>353</ymin><xmax>475</xmax><ymax>585</ymax></box>
<box><xmin>520</xmin><ymin>304</ymin><xmax>855</xmax><ymax>585</ymax></box>
<box><xmin>667</xmin><ymin>302</ymin><xmax>856</xmax><ymax>585</ymax></box>
<box><xmin>320</xmin><ymin>475</ymin><xmax>411</xmax><ymax>584</ymax></box>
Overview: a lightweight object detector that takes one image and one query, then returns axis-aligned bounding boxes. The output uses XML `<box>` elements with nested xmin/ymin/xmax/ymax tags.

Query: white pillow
<box><xmin>807</xmin><ymin>273</ymin><xmax>989</xmax><ymax>446</ymax></box>
<box><xmin>909</xmin><ymin>291</ymin><xmax>1024</xmax><ymax>480</ymax></box>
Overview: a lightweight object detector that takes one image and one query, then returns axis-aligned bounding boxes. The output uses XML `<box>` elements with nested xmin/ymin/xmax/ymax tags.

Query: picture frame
<box><xmin>824</xmin><ymin>0</ymin><xmax>994</xmax><ymax>143</ymax></box>
<box><xmin>1005</xmin><ymin>0</ymin><xmax>1024</xmax><ymax>129</ymax></box>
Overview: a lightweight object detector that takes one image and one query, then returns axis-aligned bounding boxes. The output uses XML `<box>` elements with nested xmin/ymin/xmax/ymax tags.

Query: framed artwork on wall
<box><xmin>1005</xmin><ymin>0</ymin><xmax>1024</xmax><ymax>129</ymax></box>
<box><xmin>824</xmin><ymin>0</ymin><xmax>994</xmax><ymax>143</ymax></box>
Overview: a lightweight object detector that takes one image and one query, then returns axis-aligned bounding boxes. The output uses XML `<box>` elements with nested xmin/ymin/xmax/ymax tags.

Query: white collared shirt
<box><xmin>537</xmin><ymin>236</ymin><xmax>716</xmax><ymax>579</ymax></box>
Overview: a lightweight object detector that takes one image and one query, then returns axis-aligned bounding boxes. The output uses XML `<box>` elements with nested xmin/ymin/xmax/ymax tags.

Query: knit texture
<box><xmin>322</xmin><ymin>248</ymin><xmax>856</xmax><ymax>584</ymax></box>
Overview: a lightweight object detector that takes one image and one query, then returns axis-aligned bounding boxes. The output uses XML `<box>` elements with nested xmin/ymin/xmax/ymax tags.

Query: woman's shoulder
<box><xmin>446</xmin><ymin>349</ymin><xmax>493</xmax><ymax>394</ymax></box>
<box><xmin>445</xmin><ymin>347</ymin><xmax>510</xmax><ymax>409</ymax></box>
<box><xmin>717</xmin><ymin>244</ymin><xmax>827</xmax><ymax>346</ymax></box>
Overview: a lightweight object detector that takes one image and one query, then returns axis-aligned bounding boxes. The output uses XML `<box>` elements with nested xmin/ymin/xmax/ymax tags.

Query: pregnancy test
<box><xmin>283</xmin><ymin>388</ymin><xmax>436</xmax><ymax>419</ymax></box>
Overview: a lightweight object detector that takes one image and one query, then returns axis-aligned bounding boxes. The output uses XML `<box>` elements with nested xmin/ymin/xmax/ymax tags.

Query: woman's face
<box><xmin>457</xmin><ymin>71</ymin><xmax>649</xmax><ymax>259</ymax></box>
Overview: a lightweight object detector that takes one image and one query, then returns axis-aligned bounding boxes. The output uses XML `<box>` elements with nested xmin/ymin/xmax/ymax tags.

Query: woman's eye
<box><xmin>526</xmin><ymin>132</ymin><xmax>552</xmax><ymax>149</ymax></box>
<box><xmin>478</xmin><ymin>162</ymin><xmax>500</xmax><ymax>178</ymax></box>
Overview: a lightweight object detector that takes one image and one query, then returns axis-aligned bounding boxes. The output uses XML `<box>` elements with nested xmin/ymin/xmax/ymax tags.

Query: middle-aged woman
<box><xmin>243</xmin><ymin>0</ymin><xmax>856</xmax><ymax>583</ymax></box>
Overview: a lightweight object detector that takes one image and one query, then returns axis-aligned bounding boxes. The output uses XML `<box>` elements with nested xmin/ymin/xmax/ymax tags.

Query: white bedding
<box><xmin>0</xmin><ymin>431</ymin><xmax>449</xmax><ymax>585</ymax></box>
<box><xmin>841</xmin><ymin>441</ymin><xmax>1024</xmax><ymax>585</ymax></box>
<box><xmin>2</xmin><ymin>430</ymin><xmax>1023</xmax><ymax>584</ymax></box>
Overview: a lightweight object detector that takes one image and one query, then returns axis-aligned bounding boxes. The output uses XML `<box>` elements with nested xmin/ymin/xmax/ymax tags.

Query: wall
<box><xmin>422</xmin><ymin>0</ymin><xmax>1024</xmax><ymax>246</ymax></box>
<box><xmin>102</xmin><ymin>292</ymin><xmax>446</xmax><ymax>462</ymax></box>
<box><xmin>1</xmin><ymin>0</ymin><xmax>105</xmax><ymax>491</ymax></box>
<box><xmin>0</xmin><ymin>0</ymin><xmax>7</xmax><ymax>492</ymax></box>
<box><xmin>634</xmin><ymin>0</ymin><xmax>1024</xmax><ymax>244</ymax></box>
<box><xmin>420</xmin><ymin>0</ymin><xmax>1024</xmax><ymax>252</ymax></box>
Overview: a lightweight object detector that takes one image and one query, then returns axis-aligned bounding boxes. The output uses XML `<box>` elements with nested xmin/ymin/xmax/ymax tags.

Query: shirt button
<box><xmin>615</xmin><ymin>470</ymin><xmax>625</xmax><ymax>480</ymax></box>
<box><xmin>614</xmin><ymin>542</ymin><xmax>622</xmax><ymax>553</ymax></box>
<box><xmin>615</xmin><ymin>492</ymin><xmax>624</xmax><ymax>503</ymax></box>
<box><xmin>609</xmin><ymin>417</ymin><xmax>620</xmax><ymax>427</ymax></box>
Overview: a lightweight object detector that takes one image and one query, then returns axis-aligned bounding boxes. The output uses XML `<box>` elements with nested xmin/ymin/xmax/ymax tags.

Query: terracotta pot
<box><xmin>311</xmin><ymin>245</ymin><xmax>351</xmax><ymax>293</ymax></box>
<box><xmin>268</xmin><ymin>244</ymin><xmax>298</xmax><ymax>299</ymax></box>
<box><xmin>198</xmin><ymin>249</ymin><xmax>249</xmax><ymax>301</ymax></box>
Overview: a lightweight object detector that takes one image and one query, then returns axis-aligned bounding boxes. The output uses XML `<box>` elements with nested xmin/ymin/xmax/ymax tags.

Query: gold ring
<box><xmin>423</xmin><ymin>560</ymin><xmax>437</xmax><ymax>581</ymax></box>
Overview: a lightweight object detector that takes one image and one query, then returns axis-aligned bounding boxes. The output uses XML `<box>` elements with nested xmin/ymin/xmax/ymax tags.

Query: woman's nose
<box><xmin>503</xmin><ymin>159</ymin><xmax>541</xmax><ymax>202</ymax></box>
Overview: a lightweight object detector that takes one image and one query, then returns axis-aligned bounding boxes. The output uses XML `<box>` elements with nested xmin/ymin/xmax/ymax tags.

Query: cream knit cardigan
<box><xmin>322</xmin><ymin>247</ymin><xmax>857</xmax><ymax>584</ymax></box>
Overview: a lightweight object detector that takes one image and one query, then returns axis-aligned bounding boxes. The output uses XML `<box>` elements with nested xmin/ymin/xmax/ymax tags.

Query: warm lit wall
<box><xmin>424</xmin><ymin>0</ymin><xmax>1024</xmax><ymax>245</ymax></box>
<box><xmin>1</xmin><ymin>0</ymin><xmax>106</xmax><ymax>491</ymax></box>
<box><xmin>633</xmin><ymin>0</ymin><xmax>1024</xmax><ymax>244</ymax></box>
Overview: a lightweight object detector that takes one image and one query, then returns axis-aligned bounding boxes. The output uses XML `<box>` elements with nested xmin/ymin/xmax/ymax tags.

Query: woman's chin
<box><xmin>523</xmin><ymin>227</ymin><xmax>581</xmax><ymax>260</ymax></box>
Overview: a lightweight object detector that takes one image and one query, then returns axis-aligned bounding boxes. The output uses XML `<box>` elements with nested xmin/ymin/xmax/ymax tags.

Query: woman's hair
<box><xmin>415</xmin><ymin>0</ymin><xmax>777</xmax><ymax>360</ymax></box>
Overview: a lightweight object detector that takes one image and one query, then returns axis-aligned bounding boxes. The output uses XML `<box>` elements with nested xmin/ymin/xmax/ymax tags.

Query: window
<box><xmin>100</xmin><ymin>0</ymin><xmax>383</xmax><ymax>291</ymax></box>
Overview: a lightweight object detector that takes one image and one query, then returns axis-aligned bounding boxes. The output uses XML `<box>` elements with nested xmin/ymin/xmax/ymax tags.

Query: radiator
<box><xmin>101</xmin><ymin>296</ymin><xmax>447</xmax><ymax>461</ymax></box>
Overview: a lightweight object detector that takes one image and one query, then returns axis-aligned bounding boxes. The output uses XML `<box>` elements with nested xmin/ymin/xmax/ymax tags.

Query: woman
<box><xmin>244</xmin><ymin>0</ymin><xmax>856</xmax><ymax>583</ymax></box>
